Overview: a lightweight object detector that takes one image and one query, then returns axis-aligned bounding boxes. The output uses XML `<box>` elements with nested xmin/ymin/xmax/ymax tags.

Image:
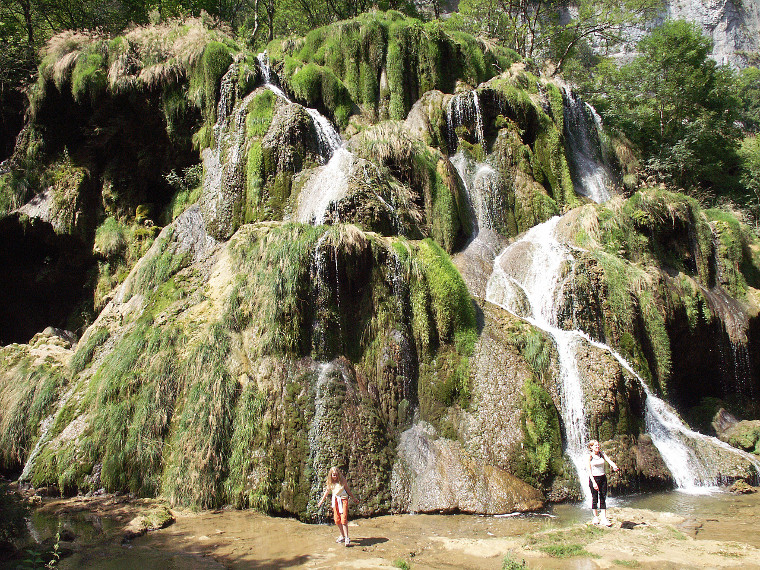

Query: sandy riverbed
<box><xmin>10</xmin><ymin>489</ymin><xmax>760</xmax><ymax>569</ymax></box>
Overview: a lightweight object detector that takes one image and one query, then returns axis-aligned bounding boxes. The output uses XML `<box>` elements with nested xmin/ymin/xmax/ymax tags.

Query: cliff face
<box><xmin>608</xmin><ymin>0</ymin><xmax>760</xmax><ymax>67</ymax></box>
<box><xmin>664</xmin><ymin>0</ymin><xmax>760</xmax><ymax>66</ymax></box>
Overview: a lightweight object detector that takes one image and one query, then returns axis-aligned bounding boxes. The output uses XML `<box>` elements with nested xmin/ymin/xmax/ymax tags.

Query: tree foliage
<box><xmin>587</xmin><ymin>20</ymin><xmax>741</xmax><ymax>190</ymax></box>
<box><xmin>451</xmin><ymin>0</ymin><xmax>658</xmax><ymax>74</ymax></box>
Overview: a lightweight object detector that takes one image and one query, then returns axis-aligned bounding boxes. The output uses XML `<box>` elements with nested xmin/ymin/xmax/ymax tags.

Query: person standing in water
<box><xmin>317</xmin><ymin>466</ymin><xmax>358</xmax><ymax>546</ymax></box>
<box><xmin>588</xmin><ymin>439</ymin><xmax>619</xmax><ymax>526</ymax></box>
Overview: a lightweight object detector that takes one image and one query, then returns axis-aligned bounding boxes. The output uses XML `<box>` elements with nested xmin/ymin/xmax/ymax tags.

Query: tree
<box><xmin>737</xmin><ymin>67</ymin><xmax>760</xmax><ymax>133</ymax></box>
<box><xmin>453</xmin><ymin>0</ymin><xmax>657</xmax><ymax>74</ymax></box>
<box><xmin>589</xmin><ymin>20</ymin><xmax>740</xmax><ymax>190</ymax></box>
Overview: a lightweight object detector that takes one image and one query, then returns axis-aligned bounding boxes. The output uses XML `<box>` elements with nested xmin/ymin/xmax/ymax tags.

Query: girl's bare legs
<box><xmin>340</xmin><ymin>523</ymin><xmax>350</xmax><ymax>545</ymax></box>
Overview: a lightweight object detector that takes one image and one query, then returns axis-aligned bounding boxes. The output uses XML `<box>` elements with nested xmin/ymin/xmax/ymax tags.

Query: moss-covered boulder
<box><xmin>719</xmin><ymin>420</ymin><xmax>760</xmax><ymax>455</ymax></box>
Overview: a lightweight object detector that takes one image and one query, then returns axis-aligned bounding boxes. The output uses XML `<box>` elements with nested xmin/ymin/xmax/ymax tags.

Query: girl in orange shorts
<box><xmin>317</xmin><ymin>466</ymin><xmax>357</xmax><ymax>546</ymax></box>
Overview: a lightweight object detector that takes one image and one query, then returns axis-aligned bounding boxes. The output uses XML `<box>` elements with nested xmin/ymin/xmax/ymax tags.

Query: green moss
<box><xmin>287</xmin><ymin>61</ymin><xmax>354</xmax><ymax>129</ymax></box>
<box><xmin>514</xmin><ymin>376</ymin><xmax>563</xmax><ymax>490</ymax></box>
<box><xmin>705</xmin><ymin>208</ymin><xmax>750</xmax><ymax>297</ymax></box>
<box><xmin>532</xmin><ymin>116</ymin><xmax>576</xmax><ymax>208</ymax></box>
<box><xmin>270</xmin><ymin>11</ymin><xmax>518</xmax><ymax>123</ymax></box>
<box><xmin>416</xmin><ymin>239</ymin><xmax>476</xmax><ymax>342</ymax></box>
<box><xmin>225</xmin><ymin>224</ymin><xmax>324</xmax><ymax>358</ymax></box>
<box><xmin>189</xmin><ymin>41</ymin><xmax>235</xmax><ymax>145</ymax></box>
<box><xmin>71</xmin><ymin>48</ymin><xmax>107</xmax><ymax>103</ymax></box>
<box><xmin>125</xmin><ymin>228</ymin><xmax>191</xmax><ymax>301</ymax></box>
<box><xmin>246</xmin><ymin>90</ymin><xmax>275</xmax><ymax>137</ymax></box>
<box><xmin>245</xmin><ymin>142</ymin><xmax>265</xmax><ymax>222</ymax></box>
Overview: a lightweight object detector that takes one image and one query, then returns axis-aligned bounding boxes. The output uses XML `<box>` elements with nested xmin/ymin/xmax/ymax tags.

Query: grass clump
<box><xmin>392</xmin><ymin>560</ymin><xmax>411</xmax><ymax>570</ymax></box>
<box><xmin>0</xmin><ymin>360</ymin><xmax>66</xmax><ymax>472</ymax></box>
<box><xmin>613</xmin><ymin>560</ymin><xmax>641</xmax><ymax>568</ymax></box>
<box><xmin>502</xmin><ymin>553</ymin><xmax>527</xmax><ymax>569</ymax></box>
<box><xmin>69</xmin><ymin>327</ymin><xmax>110</xmax><ymax>376</ymax></box>
<box><xmin>163</xmin><ymin>323</ymin><xmax>236</xmax><ymax>509</ymax></box>
<box><xmin>527</xmin><ymin>524</ymin><xmax>605</xmax><ymax>559</ymax></box>
<box><xmin>539</xmin><ymin>543</ymin><xmax>594</xmax><ymax>557</ymax></box>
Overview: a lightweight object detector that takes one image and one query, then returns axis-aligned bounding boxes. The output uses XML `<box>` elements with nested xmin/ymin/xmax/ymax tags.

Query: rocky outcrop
<box><xmin>714</xmin><ymin>408</ymin><xmax>760</xmax><ymax>455</ymax></box>
<box><xmin>391</xmin><ymin>422</ymin><xmax>544</xmax><ymax>514</ymax></box>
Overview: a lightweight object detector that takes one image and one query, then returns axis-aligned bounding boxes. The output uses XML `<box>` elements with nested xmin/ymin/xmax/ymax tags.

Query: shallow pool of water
<box><xmin>8</xmin><ymin>489</ymin><xmax>760</xmax><ymax>569</ymax></box>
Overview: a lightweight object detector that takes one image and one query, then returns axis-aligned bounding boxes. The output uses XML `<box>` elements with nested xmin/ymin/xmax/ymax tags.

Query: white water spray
<box><xmin>485</xmin><ymin>217</ymin><xmax>760</xmax><ymax>500</ymax></box>
<box><xmin>447</xmin><ymin>90</ymin><xmax>486</xmax><ymax>152</ymax></box>
<box><xmin>562</xmin><ymin>88</ymin><xmax>613</xmax><ymax>204</ymax></box>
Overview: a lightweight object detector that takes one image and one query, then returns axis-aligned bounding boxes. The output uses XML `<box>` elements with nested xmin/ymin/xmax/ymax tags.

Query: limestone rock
<box><xmin>712</xmin><ymin>408</ymin><xmax>739</xmax><ymax>436</ymax></box>
<box><xmin>391</xmin><ymin>422</ymin><xmax>544</xmax><ymax>514</ymax></box>
<box><xmin>123</xmin><ymin>505</ymin><xmax>174</xmax><ymax>542</ymax></box>
<box><xmin>719</xmin><ymin>419</ymin><xmax>760</xmax><ymax>454</ymax></box>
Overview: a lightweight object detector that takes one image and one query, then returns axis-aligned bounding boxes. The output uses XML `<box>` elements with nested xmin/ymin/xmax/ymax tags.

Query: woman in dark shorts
<box><xmin>588</xmin><ymin>439</ymin><xmax>619</xmax><ymax>526</ymax></box>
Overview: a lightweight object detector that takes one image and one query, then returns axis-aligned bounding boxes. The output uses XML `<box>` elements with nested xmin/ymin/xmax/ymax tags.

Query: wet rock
<box><xmin>391</xmin><ymin>422</ymin><xmax>544</xmax><ymax>514</ymax></box>
<box><xmin>405</xmin><ymin>90</ymin><xmax>450</xmax><ymax>149</ymax></box>
<box><xmin>122</xmin><ymin>505</ymin><xmax>174</xmax><ymax>542</ymax></box>
<box><xmin>604</xmin><ymin>435</ymin><xmax>673</xmax><ymax>493</ymax></box>
<box><xmin>59</xmin><ymin>528</ymin><xmax>76</xmax><ymax>542</ymax></box>
<box><xmin>728</xmin><ymin>480</ymin><xmax>756</xmax><ymax>494</ymax></box>
<box><xmin>462</xmin><ymin>305</ymin><xmax>537</xmax><ymax>471</ymax></box>
<box><xmin>718</xmin><ymin>418</ymin><xmax>760</xmax><ymax>454</ymax></box>
<box><xmin>27</xmin><ymin>494</ymin><xmax>43</xmax><ymax>506</ymax></box>
<box><xmin>713</xmin><ymin>408</ymin><xmax>739</xmax><ymax>436</ymax></box>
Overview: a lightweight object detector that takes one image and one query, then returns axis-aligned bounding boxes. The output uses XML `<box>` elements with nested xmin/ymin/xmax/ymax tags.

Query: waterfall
<box><xmin>256</xmin><ymin>52</ymin><xmax>341</xmax><ymax>164</ymax></box>
<box><xmin>590</xmin><ymin>338</ymin><xmax>760</xmax><ymax>491</ymax></box>
<box><xmin>294</xmin><ymin>147</ymin><xmax>353</xmax><ymax>225</ymax></box>
<box><xmin>19</xmin><ymin>383</ymin><xmax>79</xmax><ymax>483</ymax></box>
<box><xmin>485</xmin><ymin>218</ymin><xmax>592</xmax><ymax>499</ymax></box>
<box><xmin>446</xmin><ymin>90</ymin><xmax>486</xmax><ymax>153</ymax></box>
<box><xmin>485</xmin><ymin>217</ymin><xmax>760</xmax><ymax>499</ymax></box>
<box><xmin>200</xmin><ymin>59</ymin><xmax>257</xmax><ymax>235</ymax></box>
<box><xmin>562</xmin><ymin>88</ymin><xmax>613</xmax><ymax>204</ymax></box>
<box><xmin>307</xmin><ymin>361</ymin><xmax>339</xmax><ymax>516</ymax></box>
<box><xmin>450</xmin><ymin>151</ymin><xmax>499</xmax><ymax>235</ymax></box>
<box><xmin>256</xmin><ymin>52</ymin><xmax>367</xmax><ymax>226</ymax></box>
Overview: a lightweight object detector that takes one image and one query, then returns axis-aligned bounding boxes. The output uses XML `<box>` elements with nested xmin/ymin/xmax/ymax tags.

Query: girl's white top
<box><xmin>590</xmin><ymin>453</ymin><xmax>606</xmax><ymax>477</ymax></box>
<box><xmin>330</xmin><ymin>482</ymin><xmax>348</xmax><ymax>501</ymax></box>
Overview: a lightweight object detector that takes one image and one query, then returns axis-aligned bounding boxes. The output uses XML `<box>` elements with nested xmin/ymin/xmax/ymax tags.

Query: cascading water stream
<box><xmin>485</xmin><ymin>218</ymin><xmax>592</xmax><ymax>499</ymax></box>
<box><xmin>485</xmin><ymin>217</ymin><xmax>760</xmax><ymax>500</ymax></box>
<box><xmin>562</xmin><ymin>87</ymin><xmax>613</xmax><ymax>204</ymax></box>
<box><xmin>256</xmin><ymin>53</ymin><xmax>342</xmax><ymax>163</ymax></box>
<box><xmin>585</xmin><ymin>335</ymin><xmax>760</xmax><ymax>490</ymax></box>
<box><xmin>256</xmin><ymin>52</ymin><xmax>366</xmax><ymax>225</ymax></box>
<box><xmin>446</xmin><ymin>90</ymin><xmax>486</xmax><ymax>153</ymax></box>
<box><xmin>20</xmin><ymin>382</ymin><xmax>79</xmax><ymax>483</ymax></box>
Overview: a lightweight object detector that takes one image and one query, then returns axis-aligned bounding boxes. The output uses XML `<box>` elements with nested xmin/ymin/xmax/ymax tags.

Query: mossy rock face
<box><xmin>2</xmin><ymin>210</ymin><xmax>484</xmax><ymax>516</ymax></box>
<box><xmin>720</xmin><ymin>420</ymin><xmax>760</xmax><ymax>454</ymax></box>
<box><xmin>347</xmin><ymin>122</ymin><xmax>468</xmax><ymax>252</ymax></box>
<box><xmin>268</xmin><ymin>12</ymin><xmax>520</xmax><ymax>126</ymax></box>
<box><xmin>290</xmin><ymin>149</ymin><xmax>424</xmax><ymax>237</ymax></box>
<box><xmin>405</xmin><ymin>90</ymin><xmax>450</xmax><ymax>149</ymax></box>
<box><xmin>601</xmin><ymin>435</ymin><xmax>673</xmax><ymax>493</ymax></box>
